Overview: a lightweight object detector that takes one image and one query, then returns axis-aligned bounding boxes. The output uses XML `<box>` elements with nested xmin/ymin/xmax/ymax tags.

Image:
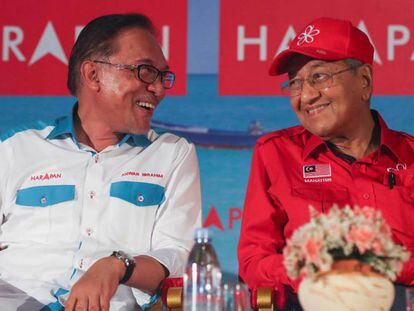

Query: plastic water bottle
<box><xmin>183</xmin><ymin>228</ymin><xmax>222</xmax><ymax>311</ymax></box>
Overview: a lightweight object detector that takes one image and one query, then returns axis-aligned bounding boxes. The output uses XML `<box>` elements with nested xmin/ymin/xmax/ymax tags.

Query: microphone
<box><xmin>388</xmin><ymin>172</ymin><xmax>396</xmax><ymax>190</ymax></box>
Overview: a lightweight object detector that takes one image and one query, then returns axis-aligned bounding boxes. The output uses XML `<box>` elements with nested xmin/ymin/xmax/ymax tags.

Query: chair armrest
<box><xmin>161</xmin><ymin>279</ymin><xmax>275</xmax><ymax>310</ymax></box>
<box><xmin>251</xmin><ymin>287</ymin><xmax>275</xmax><ymax>310</ymax></box>
<box><xmin>166</xmin><ymin>287</ymin><xmax>183</xmax><ymax>310</ymax></box>
<box><xmin>256</xmin><ymin>287</ymin><xmax>275</xmax><ymax>310</ymax></box>
<box><xmin>161</xmin><ymin>278</ymin><xmax>183</xmax><ymax>311</ymax></box>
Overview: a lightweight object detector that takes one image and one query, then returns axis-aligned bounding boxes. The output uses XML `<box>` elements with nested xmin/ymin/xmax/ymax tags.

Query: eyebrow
<box><xmin>309</xmin><ymin>63</ymin><xmax>327</xmax><ymax>69</ymax></box>
<box><xmin>133</xmin><ymin>58</ymin><xmax>169</xmax><ymax>70</ymax></box>
<box><xmin>288</xmin><ymin>62</ymin><xmax>335</xmax><ymax>79</ymax></box>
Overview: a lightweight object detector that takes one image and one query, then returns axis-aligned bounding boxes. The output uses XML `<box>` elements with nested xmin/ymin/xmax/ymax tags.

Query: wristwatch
<box><xmin>111</xmin><ymin>251</ymin><xmax>136</xmax><ymax>284</ymax></box>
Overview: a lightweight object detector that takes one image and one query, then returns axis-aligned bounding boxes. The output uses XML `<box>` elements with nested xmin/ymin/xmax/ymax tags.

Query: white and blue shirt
<box><xmin>0</xmin><ymin>110</ymin><xmax>202</xmax><ymax>310</ymax></box>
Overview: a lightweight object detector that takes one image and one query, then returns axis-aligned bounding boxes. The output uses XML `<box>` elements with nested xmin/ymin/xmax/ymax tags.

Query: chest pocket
<box><xmin>16</xmin><ymin>185</ymin><xmax>75</xmax><ymax>207</ymax></box>
<box><xmin>292</xmin><ymin>186</ymin><xmax>350</xmax><ymax>212</ymax></box>
<box><xmin>399</xmin><ymin>187</ymin><xmax>414</xmax><ymax>204</ymax></box>
<box><xmin>396</xmin><ymin>170</ymin><xmax>414</xmax><ymax>204</ymax></box>
<box><xmin>107</xmin><ymin>181</ymin><xmax>165</xmax><ymax>251</ymax></box>
<box><xmin>14</xmin><ymin>185</ymin><xmax>76</xmax><ymax>243</ymax></box>
<box><xmin>110</xmin><ymin>181</ymin><xmax>165</xmax><ymax>207</ymax></box>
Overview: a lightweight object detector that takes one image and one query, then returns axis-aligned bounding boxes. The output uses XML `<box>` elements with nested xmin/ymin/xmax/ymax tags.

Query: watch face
<box><xmin>117</xmin><ymin>251</ymin><xmax>128</xmax><ymax>258</ymax></box>
<box><xmin>112</xmin><ymin>251</ymin><xmax>134</xmax><ymax>264</ymax></box>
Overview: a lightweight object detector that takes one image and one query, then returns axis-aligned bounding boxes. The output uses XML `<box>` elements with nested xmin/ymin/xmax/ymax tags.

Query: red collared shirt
<box><xmin>238</xmin><ymin>111</ymin><xmax>414</xmax><ymax>308</ymax></box>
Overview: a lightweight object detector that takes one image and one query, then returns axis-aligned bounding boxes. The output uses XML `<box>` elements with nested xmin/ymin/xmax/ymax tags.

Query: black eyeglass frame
<box><xmin>281</xmin><ymin>63</ymin><xmax>363</xmax><ymax>97</ymax></box>
<box><xmin>92</xmin><ymin>60</ymin><xmax>175</xmax><ymax>89</ymax></box>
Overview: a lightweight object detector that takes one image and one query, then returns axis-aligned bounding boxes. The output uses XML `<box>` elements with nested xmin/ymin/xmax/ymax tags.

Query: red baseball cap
<box><xmin>269</xmin><ymin>17</ymin><xmax>374</xmax><ymax>75</ymax></box>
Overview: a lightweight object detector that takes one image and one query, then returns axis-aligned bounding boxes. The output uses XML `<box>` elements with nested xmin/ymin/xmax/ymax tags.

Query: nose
<box><xmin>146</xmin><ymin>75</ymin><xmax>166</xmax><ymax>98</ymax></box>
<box><xmin>300</xmin><ymin>79</ymin><xmax>321</xmax><ymax>105</ymax></box>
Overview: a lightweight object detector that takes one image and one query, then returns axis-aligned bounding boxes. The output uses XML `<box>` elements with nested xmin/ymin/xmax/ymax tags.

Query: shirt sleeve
<box><xmin>143</xmin><ymin>141</ymin><xmax>202</xmax><ymax>276</ymax></box>
<box><xmin>0</xmin><ymin>141</ymin><xmax>11</xmax><ymax>229</ymax></box>
<box><xmin>238</xmin><ymin>144</ymin><xmax>298</xmax><ymax>292</ymax></box>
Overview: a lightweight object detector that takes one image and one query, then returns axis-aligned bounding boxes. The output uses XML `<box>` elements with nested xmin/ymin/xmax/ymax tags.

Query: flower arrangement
<box><xmin>283</xmin><ymin>205</ymin><xmax>410</xmax><ymax>280</ymax></box>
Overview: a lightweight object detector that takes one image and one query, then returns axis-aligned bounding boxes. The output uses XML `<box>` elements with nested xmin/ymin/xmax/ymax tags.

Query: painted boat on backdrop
<box><xmin>151</xmin><ymin>120</ymin><xmax>265</xmax><ymax>149</ymax></box>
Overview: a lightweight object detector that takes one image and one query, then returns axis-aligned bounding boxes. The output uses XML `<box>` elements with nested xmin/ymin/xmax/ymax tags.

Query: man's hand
<box><xmin>65</xmin><ymin>256</ymin><xmax>125</xmax><ymax>311</ymax></box>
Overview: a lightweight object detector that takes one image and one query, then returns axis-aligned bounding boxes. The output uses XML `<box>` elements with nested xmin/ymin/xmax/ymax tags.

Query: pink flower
<box><xmin>353</xmin><ymin>206</ymin><xmax>362</xmax><ymax>216</ymax></box>
<box><xmin>361</xmin><ymin>206</ymin><xmax>376</xmax><ymax>219</ymax></box>
<box><xmin>302</xmin><ymin>237</ymin><xmax>323</xmax><ymax>262</ymax></box>
<box><xmin>379</xmin><ymin>223</ymin><xmax>391</xmax><ymax>237</ymax></box>
<box><xmin>346</xmin><ymin>225</ymin><xmax>376</xmax><ymax>254</ymax></box>
<box><xmin>284</xmin><ymin>245</ymin><xmax>291</xmax><ymax>256</ymax></box>
<box><xmin>372</xmin><ymin>239</ymin><xmax>384</xmax><ymax>255</ymax></box>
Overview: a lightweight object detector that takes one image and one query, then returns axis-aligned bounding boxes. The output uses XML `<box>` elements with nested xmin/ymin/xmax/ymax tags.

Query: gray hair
<box><xmin>344</xmin><ymin>58</ymin><xmax>364</xmax><ymax>73</ymax></box>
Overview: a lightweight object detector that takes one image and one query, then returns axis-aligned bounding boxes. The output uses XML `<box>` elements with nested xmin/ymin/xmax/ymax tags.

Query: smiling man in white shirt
<box><xmin>0</xmin><ymin>13</ymin><xmax>201</xmax><ymax>311</ymax></box>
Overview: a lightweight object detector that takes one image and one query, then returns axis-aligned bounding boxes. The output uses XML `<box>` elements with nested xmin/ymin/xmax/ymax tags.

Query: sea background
<box><xmin>0</xmin><ymin>73</ymin><xmax>413</xmax><ymax>280</ymax></box>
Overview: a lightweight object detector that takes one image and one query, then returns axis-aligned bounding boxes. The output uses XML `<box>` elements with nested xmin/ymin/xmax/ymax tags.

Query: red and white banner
<box><xmin>0</xmin><ymin>0</ymin><xmax>187</xmax><ymax>95</ymax></box>
<box><xmin>219</xmin><ymin>0</ymin><xmax>414</xmax><ymax>95</ymax></box>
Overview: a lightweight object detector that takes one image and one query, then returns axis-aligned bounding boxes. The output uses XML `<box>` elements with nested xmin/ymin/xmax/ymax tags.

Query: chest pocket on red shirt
<box><xmin>397</xmin><ymin>170</ymin><xmax>414</xmax><ymax>204</ymax></box>
<box><xmin>373</xmin><ymin>183</ymin><xmax>414</xmax><ymax>245</ymax></box>
<box><xmin>292</xmin><ymin>185</ymin><xmax>350</xmax><ymax>213</ymax></box>
<box><xmin>399</xmin><ymin>187</ymin><xmax>414</xmax><ymax>204</ymax></box>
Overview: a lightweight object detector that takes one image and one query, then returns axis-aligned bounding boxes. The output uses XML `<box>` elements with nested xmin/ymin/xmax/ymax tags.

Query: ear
<box><xmin>359</xmin><ymin>64</ymin><xmax>373</xmax><ymax>101</ymax></box>
<box><xmin>79</xmin><ymin>60</ymin><xmax>101</xmax><ymax>92</ymax></box>
<box><xmin>359</xmin><ymin>64</ymin><xmax>373</xmax><ymax>88</ymax></box>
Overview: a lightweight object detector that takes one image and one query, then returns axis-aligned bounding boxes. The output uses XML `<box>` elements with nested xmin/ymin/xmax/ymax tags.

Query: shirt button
<box><xmin>40</xmin><ymin>196</ymin><xmax>47</xmax><ymax>205</ymax></box>
<box><xmin>89</xmin><ymin>191</ymin><xmax>96</xmax><ymax>199</ymax></box>
<box><xmin>354</xmin><ymin>163</ymin><xmax>361</xmax><ymax>169</ymax></box>
<box><xmin>363</xmin><ymin>193</ymin><xmax>370</xmax><ymax>200</ymax></box>
<box><xmin>137</xmin><ymin>194</ymin><xmax>144</xmax><ymax>203</ymax></box>
<box><xmin>78</xmin><ymin>258</ymin><xmax>84</xmax><ymax>269</ymax></box>
<box><xmin>86</xmin><ymin>228</ymin><xmax>93</xmax><ymax>236</ymax></box>
<box><xmin>94</xmin><ymin>155</ymin><xmax>99</xmax><ymax>163</ymax></box>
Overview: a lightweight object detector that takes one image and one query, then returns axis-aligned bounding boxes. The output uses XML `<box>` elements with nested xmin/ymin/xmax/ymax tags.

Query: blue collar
<box><xmin>118</xmin><ymin>134</ymin><xmax>152</xmax><ymax>147</ymax></box>
<box><xmin>47</xmin><ymin>105</ymin><xmax>152</xmax><ymax>148</ymax></box>
<box><xmin>46</xmin><ymin>114</ymin><xmax>78</xmax><ymax>144</ymax></box>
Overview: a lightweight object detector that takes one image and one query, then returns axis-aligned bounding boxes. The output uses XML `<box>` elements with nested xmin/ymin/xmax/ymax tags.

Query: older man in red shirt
<box><xmin>238</xmin><ymin>17</ymin><xmax>414</xmax><ymax>310</ymax></box>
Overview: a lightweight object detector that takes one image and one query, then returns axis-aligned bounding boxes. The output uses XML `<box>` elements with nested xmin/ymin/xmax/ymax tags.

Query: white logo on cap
<box><xmin>297</xmin><ymin>25</ymin><xmax>320</xmax><ymax>46</ymax></box>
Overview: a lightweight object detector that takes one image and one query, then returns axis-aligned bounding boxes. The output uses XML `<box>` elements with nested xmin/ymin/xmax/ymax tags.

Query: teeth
<box><xmin>137</xmin><ymin>102</ymin><xmax>155</xmax><ymax>110</ymax></box>
<box><xmin>307</xmin><ymin>105</ymin><xmax>328</xmax><ymax>115</ymax></box>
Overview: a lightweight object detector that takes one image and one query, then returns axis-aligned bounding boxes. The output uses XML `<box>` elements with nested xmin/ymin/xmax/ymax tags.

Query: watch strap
<box><xmin>111</xmin><ymin>251</ymin><xmax>136</xmax><ymax>284</ymax></box>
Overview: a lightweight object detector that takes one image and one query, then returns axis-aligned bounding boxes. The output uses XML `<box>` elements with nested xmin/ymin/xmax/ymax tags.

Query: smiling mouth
<box><xmin>136</xmin><ymin>101</ymin><xmax>155</xmax><ymax>111</ymax></box>
<box><xmin>306</xmin><ymin>104</ymin><xmax>329</xmax><ymax>116</ymax></box>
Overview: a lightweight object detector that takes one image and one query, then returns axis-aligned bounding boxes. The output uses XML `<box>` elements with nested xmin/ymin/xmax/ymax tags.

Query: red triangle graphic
<box><xmin>203</xmin><ymin>205</ymin><xmax>225</xmax><ymax>231</ymax></box>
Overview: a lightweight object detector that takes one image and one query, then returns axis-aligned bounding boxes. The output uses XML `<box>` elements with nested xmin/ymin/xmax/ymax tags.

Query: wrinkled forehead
<box><xmin>110</xmin><ymin>27</ymin><xmax>168</xmax><ymax>67</ymax></box>
<box><xmin>287</xmin><ymin>54</ymin><xmax>345</xmax><ymax>79</ymax></box>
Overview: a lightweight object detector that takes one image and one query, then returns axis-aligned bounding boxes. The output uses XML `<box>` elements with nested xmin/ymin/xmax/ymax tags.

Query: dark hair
<box><xmin>67</xmin><ymin>13</ymin><xmax>156</xmax><ymax>96</ymax></box>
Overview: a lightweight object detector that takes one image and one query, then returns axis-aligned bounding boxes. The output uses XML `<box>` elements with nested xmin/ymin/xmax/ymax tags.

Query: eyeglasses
<box><xmin>281</xmin><ymin>64</ymin><xmax>362</xmax><ymax>97</ymax></box>
<box><xmin>93</xmin><ymin>60</ymin><xmax>175</xmax><ymax>89</ymax></box>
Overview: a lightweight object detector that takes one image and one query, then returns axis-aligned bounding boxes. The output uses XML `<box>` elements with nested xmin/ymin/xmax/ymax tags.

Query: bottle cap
<box><xmin>194</xmin><ymin>228</ymin><xmax>211</xmax><ymax>243</ymax></box>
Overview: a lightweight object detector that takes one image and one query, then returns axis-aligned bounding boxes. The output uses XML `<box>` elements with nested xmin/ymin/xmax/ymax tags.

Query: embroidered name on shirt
<box><xmin>121</xmin><ymin>171</ymin><xmax>163</xmax><ymax>178</ymax></box>
<box><xmin>303</xmin><ymin>164</ymin><xmax>332</xmax><ymax>183</ymax></box>
<box><xmin>142</xmin><ymin>172</ymin><xmax>163</xmax><ymax>178</ymax></box>
<box><xmin>30</xmin><ymin>173</ymin><xmax>62</xmax><ymax>181</ymax></box>
<box><xmin>122</xmin><ymin>171</ymin><xmax>140</xmax><ymax>177</ymax></box>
